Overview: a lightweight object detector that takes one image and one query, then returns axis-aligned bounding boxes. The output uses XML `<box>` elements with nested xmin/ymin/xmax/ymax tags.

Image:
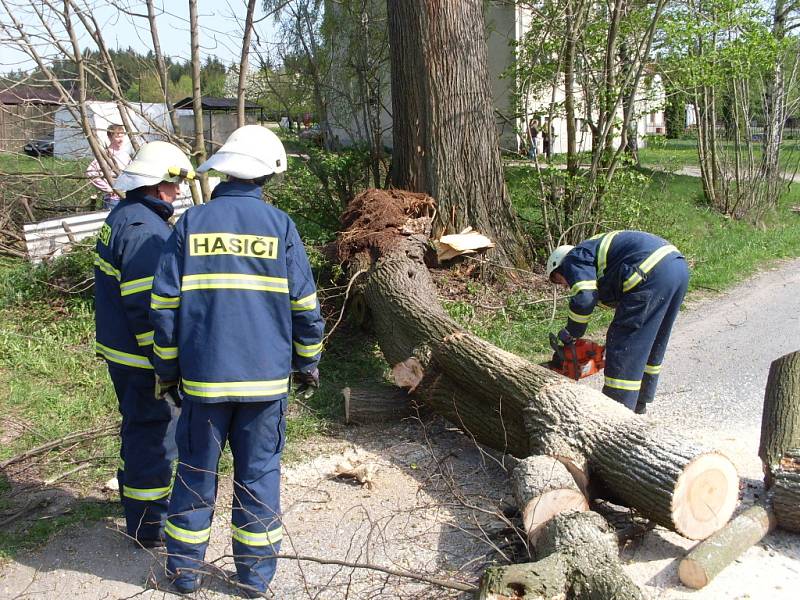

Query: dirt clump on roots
<box><xmin>335</xmin><ymin>188</ymin><xmax>435</xmax><ymax>262</ymax></box>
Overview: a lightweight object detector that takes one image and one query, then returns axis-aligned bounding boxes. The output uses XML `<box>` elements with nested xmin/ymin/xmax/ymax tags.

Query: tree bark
<box><xmin>773</xmin><ymin>448</ymin><xmax>800</xmax><ymax>532</ymax></box>
<box><xmin>342</xmin><ymin>385</ymin><xmax>416</xmax><ymax>425</ymax></box>
<box><xmin>759</xmin><ymin>350</ymin><xmax>800</xmax><ymax>487</ymax></box>
<box><xmin>189</xmin><ymin>0</ymin><xmax>211</xmax><ymax>201</ymax></box>
<box><xmin>678</xmin><ymin>501</ymin><xmax>776</xmax><ymax>589</ymax></box>
<box><xmin>237</xmin><ymin>0</ymin><xmax>258</xmax><ymax>128</ymax></box>
<box><xmin>386</xmin><ymin>0</ymin><xmax>528</xmax><ymax>267</ymax></box>
<box><xmin>343</xmin><ymin>189</ymin><xmax>739</xmax><ymax>540</ymax></box>
<box><xmin>477</xmin><ymin>511</ymin><xmax>645</xmax><ymax>600</ymax></box>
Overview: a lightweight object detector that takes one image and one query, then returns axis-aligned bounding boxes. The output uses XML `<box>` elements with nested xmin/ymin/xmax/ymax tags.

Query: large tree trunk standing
<box><xmin>386</xmin><ymin>0</ymin><xmax>528</xmax><ymax>267</ymax></box>
<box><xmin>340</xmin><ymin>190</ymin><xmax>739</xmax><ymax>544</ymax></box>
<box><xmin>759</xmin><ymin>350</ymin><xmax>800</xmax><ymax>487</ymax></box>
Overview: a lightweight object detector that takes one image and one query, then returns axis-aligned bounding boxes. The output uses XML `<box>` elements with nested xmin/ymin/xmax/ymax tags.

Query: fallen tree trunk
<box><xmin>773</xmin><ymin>448</ymin><xmax>800</xmax><ymax>532</ymax></box>
<box><xmin>477</xmin><ymin>511</ymin><xmax>645</xmax><ymax>600</ymax></box>
<box><xmin>759</xmin><ymin>350</ymin><xmax>800</xmax><ymax>487</ymax></box>
<box><xmin>339</xmin><ymin>189</ymin><xmax>739</xmax><ymax>540</ymax></box>
<box><xmin>678</xmin><ymin>501</ymin><xmax>776</xmax><ymax>589</ymax></box>
<box><xmin>342</xmin><ymin>386</ymin><xmax>415</xmax><ymax>425</ymax></box>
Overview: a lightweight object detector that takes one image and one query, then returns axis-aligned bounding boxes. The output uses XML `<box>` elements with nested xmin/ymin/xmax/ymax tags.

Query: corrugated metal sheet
<box><xmin>24</xmin><ymin>179</ymin><xmax>219</xmax><ymax>262</ymax></box>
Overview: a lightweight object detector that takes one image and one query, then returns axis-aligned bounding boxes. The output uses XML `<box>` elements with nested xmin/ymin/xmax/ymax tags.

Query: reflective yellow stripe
<box><xmin>291</xmin><ymin>292</ymin><xmax>317</xmax><ymax>311</ymax></box>
<box><xmin>182</xmin><ymin>273</ymin><xmax>289</xmax><ymax>293</ymax></box>
<box><xmin>154</xmin><ymin>344</ymin><xmax>178</xmax><ymax>360</ymax></box>
<box><xmin>122</xmin><ymin>483</ymin><xmax>171</xmax><ymax>501</ymax></box>
<box><xmin>165</xmin><ymin>520</ymin><xmax>211</xmax><ymax>545</ymax></box>
<box><xmin>570</xmin><ymin>280</ymin><xmax>598</xmax><ymax>296</ymax></box>
<box><xmin>622</xmin><ymin>245</ymin><xmax>679</xmax><ymax>292</ymax></box>
<box><xmin>182</xmin><ymin>378</ymin><xmax>289</xmax><ymax>398</ymax></box>
<box><xmin>135</xmin><ymin>330</ymin><xmax>154</xmax><ymax>347</ymax></box>
<box><xmin>597</xmin><ymin>231</ymin><xmax>620</xmax><ymax>279</ymax></box>
<box><xmin>94</xmin><ymin>254</ymin><xmax>121</xmax><ymax>280</ymax></box>
<box><xmin>120</xmin><ymin>276</ymin><xmax>154</xmax><ymax>296</ymax></box>
<box><xmin>644</xmin><ymin>364</ymin><xmax>662</xmax><ymax>375</ymax></box>
<box><xmin>96</xmin><ymin>342</ymin><xmax>153</xmax><ymax>369</ymax></box>
<box><xmin>293</xmin><ymin>341</ymin><xmax>322</xmax><ymax>358</ymax></box>
<box><xmin>231</xmin><ymin>524</ymin><xmax>283</xmax><ymax>547</ymax></box>
<box><xmin>604</xmin><ymin>376</ymin><xmax>641</xmax><ymax>391</ymax></box>
<box><xmin>151</xmin><ymin>294</ymin><xmax>180</xmax><ymax>309</ymax></box>
<box><xmin>567</xmin><ymin>309</ymin><xmax>591</xmax><ymax>324</ymax></box>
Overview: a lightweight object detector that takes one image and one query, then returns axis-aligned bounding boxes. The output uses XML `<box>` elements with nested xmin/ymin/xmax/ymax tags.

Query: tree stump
<box><xmin>511</xmin><ymin>455</ymin><xmax>589</xmax><ymax>544</ymax></box>
<box><xmin>759</xmin><ymin>350</ymin><xmax>800</xmax><ymax>487</ymax></box>
<box><xmin>773</xmin><ymin>448</ymin><xmax>800</xmax><ymax>532</ymax></box>
<box><xmin>678</xmin><ymin>501</ymin><xmax>776</xmax><ymax>589</ymax></box>
<box><xmin>478</xmin><ymin>511</ymin><xmax>645</xmax><ymax>600</ymax></box>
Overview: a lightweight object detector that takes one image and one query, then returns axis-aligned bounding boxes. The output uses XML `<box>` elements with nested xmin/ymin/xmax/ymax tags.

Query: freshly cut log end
<box><xmin>678</xmin><ymin>502</ymin><xmax>776</xmax><ymax>590</ymax></box>
<box><xmin>522</xmin><ymin>490</ymin><xmax>589</xmax><ymax>545</ymax></box>
<box><xmin>671</xmin><ymin>452</ymin><xmax>739</xmax><ymax>540</ymax></box>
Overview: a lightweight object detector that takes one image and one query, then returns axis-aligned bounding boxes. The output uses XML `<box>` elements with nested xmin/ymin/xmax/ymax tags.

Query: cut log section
<box><xmin>678</xmin><ymin>501</ymin><xmax>776</xmax><ymax>589</ymax></box>
<box><xmin>511</xmin><ymin>455</ymin><xmax>589</xmax><ymax>544</ymax></box>
<box><xmin>338</xmin><ymin>189</ymin><xmax>739</xmax><ymax>540</ymax></box>
<box><xmin>759</xmin><ymin>350</ymin><xmax>800</xmax><ymax>487</ymax></box>
<box><xmin>478</xmin><ymin>511</ymin><xmax>645</xmax><ymax>600</ymax></box>
<box><xmin>342</xmin><ymin>386</ymin><xmax>415</xmax><ymax>425</ymax></box>
<box><xmin>773</xmin><ymin>448</ymin><xmax>800</xmax><ymax>532</ymax></box>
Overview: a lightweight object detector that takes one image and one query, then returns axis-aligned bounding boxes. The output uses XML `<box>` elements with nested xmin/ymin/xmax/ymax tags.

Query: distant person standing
<box><xmin>86</xmin><ymin>124</ymin><xmax>131</xmax><ymax>210</ymax></box>
<box><xmin>527</xmin><ymin>118</ymin><xmax>540</xmax><ymax>160</ymax></box>
<box><xmin>542</xmin><ymin>121</ymin><xmax>552</xmax><ymax>159</ymax></box>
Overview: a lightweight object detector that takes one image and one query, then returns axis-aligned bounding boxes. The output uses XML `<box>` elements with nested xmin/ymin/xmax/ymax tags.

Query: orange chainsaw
<box><xmin>545</xmin><ymin>333</ymin><xmax>605</xmax><ymax>380</ymax></box>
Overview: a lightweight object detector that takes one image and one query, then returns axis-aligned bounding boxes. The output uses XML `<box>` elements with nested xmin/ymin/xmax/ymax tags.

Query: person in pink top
<box><xmin>86</xmin><ymin>124</ymin><xmax>132</xmax><ymax>210</ymax></box>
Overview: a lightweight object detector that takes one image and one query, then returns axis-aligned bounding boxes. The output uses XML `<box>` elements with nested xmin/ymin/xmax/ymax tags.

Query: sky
<box><xmin>0</xmin><ymin>1</ymin><xmax>278</xmax><ymax>74</ymax></box>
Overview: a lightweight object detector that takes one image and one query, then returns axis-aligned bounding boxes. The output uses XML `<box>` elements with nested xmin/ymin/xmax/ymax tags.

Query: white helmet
<box><xmin>114</xmin><ymin>141</ymin><xmax>195</xmax><ymax>192</ymax></box>
<box><xmin>197</xmin><ymin>125</ymin><xmax>287</xmax><ymax>179</ymax></box>
<box><xmin>546</xmin><ymin>245</ymin><xmax>574</xmax><ymax>278</ymax></box>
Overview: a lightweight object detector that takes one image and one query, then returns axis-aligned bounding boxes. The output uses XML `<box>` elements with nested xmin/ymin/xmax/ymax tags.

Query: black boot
<box><xmin>634</xmin><ymin>401</ymin><xmax>648</xmax><ymax>415</ymax></box>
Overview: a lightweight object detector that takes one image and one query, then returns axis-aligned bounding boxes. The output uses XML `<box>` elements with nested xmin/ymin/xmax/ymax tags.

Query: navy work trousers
<box><xmin>602</xmin><ymin>256</ymin><xmax>690</xmax><ymax>410</ymax></box>
<box><xmin>107</xmin><ymin>365</ymin><xmax>178</xmax><ymax>542</ymax></box>
<box><xmin>165</xmin><ymin>398</ymin><xmax>286</xmax><ymax>593</ymax></box>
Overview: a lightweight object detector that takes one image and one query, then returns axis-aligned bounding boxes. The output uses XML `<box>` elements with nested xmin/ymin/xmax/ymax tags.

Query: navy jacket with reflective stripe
<box><xmin>94</xmin><ymin>190</ymin><xmax>174</xmax><ymax>370</ymax></box>
<box><xmin>560</xmin><ymin>230</ymin><xmax>682</xmax><ymax>339</ymax></box>
<box><xmin>150</xmin><ymin>180</ymin><xmax>325</xmax><ymax>403</ymax></box>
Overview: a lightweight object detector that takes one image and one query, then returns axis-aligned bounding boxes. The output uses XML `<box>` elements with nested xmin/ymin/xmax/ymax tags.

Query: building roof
<box><xmin>173</xmin><ymin>96</ymin><xmax>260</xmax><ymax>111</ymax></box>
<box><xmin>0</xmin><ymin>84</ymin><xmax>66</xmax><ymax>105</ymax></box>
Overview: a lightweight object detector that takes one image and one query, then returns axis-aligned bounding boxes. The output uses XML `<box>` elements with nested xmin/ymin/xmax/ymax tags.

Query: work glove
<box><xmin>557</xmin><ymin>328</ymin><xmax>576</xmax><ymax>347</ymax></box>
<box><xmin>155</xmin><ymin>376</ymin><xmax>181</xmax><ymax>407</ymax></box>
<box><xmin>293</xmin><ymin>368</ymin><xmax>320</xmax><ymax>400</ymax></box>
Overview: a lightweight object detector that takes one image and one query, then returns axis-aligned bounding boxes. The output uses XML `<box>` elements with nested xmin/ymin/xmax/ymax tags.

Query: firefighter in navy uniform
<box><xmin>94</xmin><ymin>141</ymin><xmax>194</xmax><ymax>547</ymax></box>
<box><xmin>546</xmin><ymin>230</ymin><xmax>690</xmax><ymax>414</ymax></box>
<box><xmin>150</xmin><ymin>125</ymin><xmax>324</xmax><ymax>596</ymax></box>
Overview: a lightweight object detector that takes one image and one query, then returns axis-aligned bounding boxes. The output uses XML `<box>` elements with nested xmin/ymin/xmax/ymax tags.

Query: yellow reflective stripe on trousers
<box><xmin>604</xmin><ymin>376</ymin><xmax>641</xmax><ymax>391</ymax></box>
<box><xmin>291</xmin><ymin>292</ymin><xmax>317</xmax><ymax>311</ymax></box>
<box><xmin>122</xmin><ymin>483</ymin><xmax>171</xmax><ymax>501</ymax></box>
<box><xmin>597</xmin><ymin>231</ymin><xmax>620</xmax><ymax>279</ymax></box>
<box><xmin>622</xmin><ymin>245</ymin><xmax>679</xmax><ymax>293</ymax></box>
<box><xmin>96</xmin><ymin>342</ymin><xmax>153</xmax><ymax>369</ymax></box>
<box><xmin>293</xmin><ymin>341</ymin><xmax>322</xmax><ymax>358</ymax></box>
<box><xmin>135</xmin><ymin>330</ymin><xmax>154</xmax><ymax>347</ymax></box>
<box><xmin>231</xmin><ymin>524</ymin><xmax>283</xmax><ymax>547</ymax></box>
<box><xmin>182</xmin><ymin>273</ymin><xmax>289</xmax><ymax>293</ymax></box>
<box><xmin>567</xmin><ymin>309</ymin><xmax>591</xmax><ymax>324</ymax></box>
<box><xmin>182</xmin><ymin>378</ymin><xmax>290</xmax><ymax>398</ymax></box>
<box><xmin>120</xmin><ymin>276</ymin><xmax>154</xmax><ymax>296</ymax></box>
<box><xmin>644</xmin><ymin>364</ymin><xmax>662</xmax><ymax>375</ymax></box>
<box><xmin>570</xmin><ymin>280</ymin><xmax>598</xmax><ymax>296</ymax></box>
<box><xmin>94</xmin><ymin>254</ymin><xmax>121</xmax><ymax>280</ymax></box>
<box><xmin>165</xmin><ymin>520</ymin><xmax>211</xmax><ymax>545</ymax></box>
<box><xmin>151</xmin><ymin>294</ymin><xmax>180</xmax><ymax>309</ymax></box>
<box><xmin>154</xmin><ymin>344</ymin><xmax>178</xmax><ymax>360</ymax></box>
